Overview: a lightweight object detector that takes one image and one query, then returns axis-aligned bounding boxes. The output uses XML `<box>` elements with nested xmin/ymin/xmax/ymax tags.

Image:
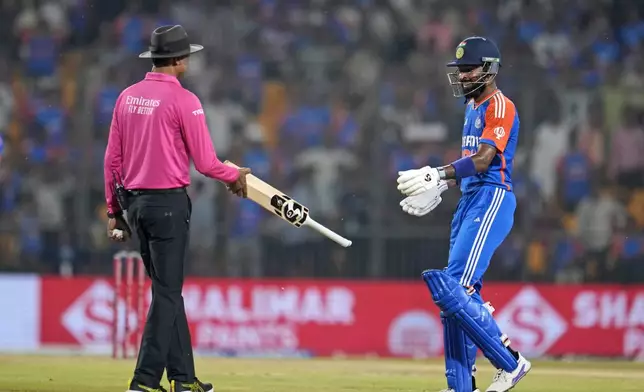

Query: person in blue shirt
<box><xmin>396</xmin><ymin>37</ymin><xmax>530</xmax><ymax>392</ymax></box>
<box><xmin>557</xmin><ymin>130</ymin><xmax>592</xmax><ymax>213</ymax></box>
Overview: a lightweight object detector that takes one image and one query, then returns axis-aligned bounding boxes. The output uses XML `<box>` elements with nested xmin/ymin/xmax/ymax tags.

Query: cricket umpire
<box><xmin>104</xmin><ymin>25</ymin><xmax>250</xmax><ymax>392</ymax></box>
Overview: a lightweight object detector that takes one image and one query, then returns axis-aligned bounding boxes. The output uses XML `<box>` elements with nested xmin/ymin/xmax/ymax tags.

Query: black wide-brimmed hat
<box><xmin>139</xmin><ymin>25</ymin><xmax>204</xmax><ymax>59</ymax></box>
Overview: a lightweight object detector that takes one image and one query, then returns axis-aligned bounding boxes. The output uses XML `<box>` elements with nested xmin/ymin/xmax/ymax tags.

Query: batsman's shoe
<box><xmin>439</xmin><ymin>389</ymin><xmax>480</xmax><ymax>392</ymax></box>
<box><xmin>126</xmin><ymin>379</ymin><xmax>167</xmax><ymax>392</ymax></box>
<box><xmin>485</xmin><ymin>354</ymin><xmax>531</xmax><ymax>392</ymax></box>
<box><xmin>170</xmin><ymin>378</ymin><xmax>214</xmax><ymax>392</ymax></box>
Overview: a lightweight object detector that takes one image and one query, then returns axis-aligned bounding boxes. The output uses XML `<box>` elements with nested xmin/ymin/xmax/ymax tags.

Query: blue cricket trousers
<box><xmin>446</xmin><ymin>186</ymin><xmax>516</xmax><ymax>290</ymax></box>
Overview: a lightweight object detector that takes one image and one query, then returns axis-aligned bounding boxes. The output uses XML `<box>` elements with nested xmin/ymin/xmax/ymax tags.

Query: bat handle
<box><xmin>304</xmin><ymin>218</ymin><xmax>353</xmax><ymax>248</ymax></box>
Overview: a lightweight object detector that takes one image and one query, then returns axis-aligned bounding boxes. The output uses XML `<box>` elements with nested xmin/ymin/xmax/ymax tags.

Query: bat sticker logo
<box><xmin>283</xmin><ymin>200</ymin><xmax>302</xmax><ymax>220</ymax></box>
<box><xmin>270</xmin><ymin>194</ymin><xmax>309</xmax><ymax>227</ymax></box>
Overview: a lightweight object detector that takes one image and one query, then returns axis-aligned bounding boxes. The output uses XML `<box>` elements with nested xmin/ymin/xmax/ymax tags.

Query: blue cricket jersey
<box><xmin>460</xmin><ymin>90</ymin><xmax>519</xmax><ymax>194</ymax></box>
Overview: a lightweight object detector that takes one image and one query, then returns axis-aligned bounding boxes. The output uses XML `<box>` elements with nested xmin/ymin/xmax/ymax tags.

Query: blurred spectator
<box><xmin>39</xmin><ymin>1</ymin><xmax>69</xmax><ymax>38</ymax></box>
<box><xmin>16</xmin><ymin>195</ymin><xmax>40</xmax><ymax>268</ymax></box>
<box><xmin>532</xmin><ymin>20</ymin><xmax>572</xmax><ymax>69</ymax></box>
<box><xmin>94</xmin><ymin>67</ymin><xmax>124</xmax><ymax>130</ymax></box>
<box><xmin>608</xmin><ymin>106</ymin><xmax>644</xmax><ymax>190</ymax></box>
<box><xmin>492</xmin><ymin>232</ymin><xmax>525</xmax><ymax>281</ymax></box>
<box><xmin>610</xmin><ymin>218</ymin><xmax>644</xmax><ymax>283</ymax></box>
<box><xmin>575</xmin><ymin>185</ymin><xmax>628</xmax><ymax>281</ymax></box>
<box><xmin>619</xmin><ymin>7</ymin><xmax>644</xmax><ymax>49</ymax></box>
<box><xmin>279</xmin><ymin>86</ymin><xmax>331</xmax><ymax>151</ymax></box>
<box><xmin>525</xmin><ymin>232</ymin><xmax>547</xmax><ymax>281</ymax></box>
<box><xmin>0</xmin><ymin>58</ymin><xmax>12</xmax><ymax>103</ymax></box>
<box><xmin>88</xmin><ymin>204</ymin><xmax>113</xmax><ymax>266</ymax></box>
<box><xmin>22</xmin><ymin>166</ymin><xmax>73</xmax><ymax>272</ymax></box>
<box><xmin>557</xmin><ymin>129</ymin><xmax>593</xmax><ymax>213</ymax></box>
<box><xmin>576</xmin><ymin>106</ymin><xmax>605</xmax><ymax>168</ymax></box>
<box><xmin>115</xmin><ymin>1</ymin><xmax>147</xmax><ymax>56</ymax></box>
<box><xmin>620</xmin><ymin>52</ymin><xmax>644</xmax><ymax>88</ymax></box>
<box><xmin>32</xmin><ymin>88</ymin><xmax>67</xmax><ymax>147</ymax></box>
<box><xmin>330</xmin><ymin>98</ymin><xmax>359</xmax><ymax>148</ymax></box>
<box><xmin>552</xmin><ymin>236</ymin><xmax>584</xmax><ymax>284</ymax></box>
<box><xmin>188</xmin><ymin>179</ymin><xmax>217</xmax><ymax>275</ymax></box>
<box><xmin>627</xmin><ymin>188</ymin><xmax>644</xmax><ymax>229</ymax></box>
<box><xmin>530</xmin><ymin>105</ymin><xmax>572</xmax><ymax>202</ymax></box>
<box><xmin>294</xmin><ymin>130</ymin><xmax>357</xmax><ymax>220</ymax></box>
<box><xmin>257</xmin><ymin>68</ymin><xmax>288</xmax><ymax>148</ymax></box>
<box><xmin>19</xmin><ymin>20</ymin><xmax>60</xmax><ymax>81</ymax></box>
<box><xmin>203</xmin><ymin>87</ymin><xmax>246</xmax><ymax>158</ymax></box>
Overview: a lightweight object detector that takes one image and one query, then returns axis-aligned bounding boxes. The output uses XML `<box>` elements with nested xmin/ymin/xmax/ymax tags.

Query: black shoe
<box><xmin>170</xmin><ymin>378</ymin><xmax>214</xmax><ymax>392</ymax></box>
<box><xmin>126</xmin><ymin>379</ymin><xmax>167</xmax><ymax>392</ymax></box>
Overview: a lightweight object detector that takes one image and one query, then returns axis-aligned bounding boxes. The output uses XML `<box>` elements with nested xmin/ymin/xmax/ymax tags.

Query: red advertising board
<box><xmin>39</xmin><ymin>277</ymin><xmax>644</xmax><ymax>358</ymax></box>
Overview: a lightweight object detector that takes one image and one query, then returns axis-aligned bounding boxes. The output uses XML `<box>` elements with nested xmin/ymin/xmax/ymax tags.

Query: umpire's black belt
<box><xmin>127</xmin><ymin>187</ymin><xmax>187</xmax><ymax>196</ymax></box>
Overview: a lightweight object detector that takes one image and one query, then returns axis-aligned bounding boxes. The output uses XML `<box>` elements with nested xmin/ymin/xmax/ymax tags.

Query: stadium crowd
<box><xmin>0</xmin><ymin>0</ymin><xmax>642</xmax><ymax>284</ymax></box>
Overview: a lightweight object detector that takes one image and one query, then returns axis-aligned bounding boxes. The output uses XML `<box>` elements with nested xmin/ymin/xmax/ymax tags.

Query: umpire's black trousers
<box><xmin>126</xmin><ymin>188</ymin><xmax>195</xmax><ymax>386</ymax></box>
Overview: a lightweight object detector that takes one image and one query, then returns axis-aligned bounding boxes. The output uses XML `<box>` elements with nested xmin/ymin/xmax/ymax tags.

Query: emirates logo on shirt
<box><xmin>126</xmin><ymin>96</ymin><xmax>161</xmax><ymax>116</ymax></box>
<box><xmin>125</xmin><ymin>96</ymin><xmax>161</xmax><ymax>107</ymax></box>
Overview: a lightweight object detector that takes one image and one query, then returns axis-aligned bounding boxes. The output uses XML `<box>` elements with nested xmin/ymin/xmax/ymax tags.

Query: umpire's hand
<box><xmin>108</xmin><ymin>214</ymin><xmax>132</xmax><ymax>242</ymax></box>
<box><xmin>227</xmin><ymin>167</ymin><xmax>252</xmax><ymax>198</ymax></box>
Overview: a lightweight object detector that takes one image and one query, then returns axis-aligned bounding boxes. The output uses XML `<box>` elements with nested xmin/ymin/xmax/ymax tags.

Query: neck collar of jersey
<box><xmin>145</xmin><ymin>72</ymin><xmax>181</xmax><ymax>85</ymax></box>
<box><xmin>472</xmin><ymin>88</ymin><xmax>500</xmax><ymax>109</ymax></box>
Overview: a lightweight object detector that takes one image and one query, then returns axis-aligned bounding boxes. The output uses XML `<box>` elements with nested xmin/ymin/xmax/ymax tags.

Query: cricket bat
<box><xmin>224</xmin><ymin>161</ymin><xmax>352</xmax><ymax>248</ymax></box>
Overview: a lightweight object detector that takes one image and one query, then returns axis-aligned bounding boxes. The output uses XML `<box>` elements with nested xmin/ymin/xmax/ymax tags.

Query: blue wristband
<box><xmin>451</xmin><ymin>156</ymin><xmax>477</xmax><ymax>179</ymax></box>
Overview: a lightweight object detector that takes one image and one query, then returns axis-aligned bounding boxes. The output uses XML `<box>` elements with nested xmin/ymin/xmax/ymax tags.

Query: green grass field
<box><xmin>0</xmin><ymin>355</ymin><xmax>642</xmax><ymax>391</ymax></box>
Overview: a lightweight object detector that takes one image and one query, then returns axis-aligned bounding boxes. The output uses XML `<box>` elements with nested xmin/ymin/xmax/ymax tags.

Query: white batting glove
<box><xmin>397</xmin><ymin>166</ymin><xmax>442</xmax><ymax>196</ymax></box>
<box><xmin>399</xmin><ymin>180</ymin><xmax>448</xmax><ymax>217</ymax></box>
<box><xmin>401</xmin><ymin>195</ymin><xmax>442</xmax><ymax>217</ymax></box>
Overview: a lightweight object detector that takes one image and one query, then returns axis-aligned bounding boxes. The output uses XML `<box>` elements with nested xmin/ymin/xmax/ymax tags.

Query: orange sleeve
<box><xmin>480</xmin><ymin>95</ymin><xmax>515</xmax><ymax>152</ymax></box>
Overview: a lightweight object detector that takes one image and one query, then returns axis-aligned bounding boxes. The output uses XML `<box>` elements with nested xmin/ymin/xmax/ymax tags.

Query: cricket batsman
<box><xmin>396</xmin><ymin>37</ymin><xmax>531</xmax><ymax>392</ymax></box>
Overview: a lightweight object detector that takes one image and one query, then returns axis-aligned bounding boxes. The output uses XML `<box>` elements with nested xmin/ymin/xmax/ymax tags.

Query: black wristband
<box><xmin>107</xmin><ymin>211</ymin><xmax>123</xmax><ymax>219</ymax></box>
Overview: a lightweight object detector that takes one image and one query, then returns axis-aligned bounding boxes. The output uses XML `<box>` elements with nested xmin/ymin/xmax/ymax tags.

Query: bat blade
<box><xmin>224</xmin><ymin>160</ymin><xmax>352</xmax><ymax>247</ymax></box>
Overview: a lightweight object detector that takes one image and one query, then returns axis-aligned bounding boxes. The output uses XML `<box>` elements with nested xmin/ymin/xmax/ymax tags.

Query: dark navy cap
<box><xmin>447</xmin><ymin>36</ymin><xmax>501</xmax><ymax>67</ymax></box>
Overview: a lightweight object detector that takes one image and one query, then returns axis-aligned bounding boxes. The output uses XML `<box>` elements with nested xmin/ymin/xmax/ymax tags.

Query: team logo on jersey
<box><xmin>475</xmin><ymin>117</ymin><xmax>482</xmax><ymax>129</ymax></box>
<box><xmin>456</xmin><ymin>47</ymin><xmax>464</xmax><ymax>59</ymax></box>
<box><xmin>493</xmin><ymin>126</ymin><xmax>505</xmax><ymax>140</ymax></box>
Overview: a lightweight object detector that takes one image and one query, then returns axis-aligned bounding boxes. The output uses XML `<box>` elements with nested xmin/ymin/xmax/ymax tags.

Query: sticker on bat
<box><xmin>270</xmin><ymin>194</ymin><xmax>309</xmax><ymax>227</ymax></box>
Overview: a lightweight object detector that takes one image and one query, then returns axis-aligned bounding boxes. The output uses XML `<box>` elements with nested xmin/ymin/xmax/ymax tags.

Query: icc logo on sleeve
<box><xmin>493</xmin><ymin>127</ymin><xmax>505</xmax><ymax>140</ymax></box>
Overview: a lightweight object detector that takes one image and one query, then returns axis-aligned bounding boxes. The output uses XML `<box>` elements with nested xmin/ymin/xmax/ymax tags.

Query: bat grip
<box><xmin>305</xmin><ymin>218</ymin><xmax>352</xmax><ymax>248</ymax></box>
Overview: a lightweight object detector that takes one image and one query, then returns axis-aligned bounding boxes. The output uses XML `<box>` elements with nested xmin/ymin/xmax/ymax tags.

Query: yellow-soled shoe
<box><xmin>126</xmin><ymin>378</ymin><xmax>168</xmax><ymax>392</ymax></box>
<box><xmin>170</xmin><ymin>378</ymin><xmax>214</xmax><ymax>392</ymax></box>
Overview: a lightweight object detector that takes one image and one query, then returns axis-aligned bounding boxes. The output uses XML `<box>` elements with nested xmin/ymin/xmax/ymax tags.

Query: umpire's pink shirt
<box><xmin>104</xmin><ymin>72</ymin><xmax>239</xmax><ymax>214</ymax></box>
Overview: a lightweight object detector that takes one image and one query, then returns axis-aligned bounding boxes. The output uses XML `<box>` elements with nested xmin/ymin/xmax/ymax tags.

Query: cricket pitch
<box><xmin>0</xmin><ymin>355</ymin><xmax>642</xmax><ymax>391</ymax></box>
